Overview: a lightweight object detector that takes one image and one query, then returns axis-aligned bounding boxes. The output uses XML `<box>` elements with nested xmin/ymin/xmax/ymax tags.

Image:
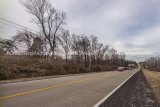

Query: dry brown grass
<box><xmin>0</xmin><ymin>55</ymin><xmax>119</xmax><ymax>80</ymax></box>
<box><xmin>143</xmin><ymin>69</ymin><xmax>160</xmax><ymax>100</ymax></box>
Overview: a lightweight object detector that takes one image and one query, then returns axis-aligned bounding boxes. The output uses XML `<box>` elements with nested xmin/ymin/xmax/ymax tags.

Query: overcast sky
<box><xmin>1</xmin><ymin>0</ymin><xmax>160</xmax><ymax>61</ymax></box>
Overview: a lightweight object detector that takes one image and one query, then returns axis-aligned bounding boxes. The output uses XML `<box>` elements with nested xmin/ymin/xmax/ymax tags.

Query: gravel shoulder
<box><xmin>100</xmin><ymin>70</ymin><xmax>160</xmax><ymax>107</ymax></box>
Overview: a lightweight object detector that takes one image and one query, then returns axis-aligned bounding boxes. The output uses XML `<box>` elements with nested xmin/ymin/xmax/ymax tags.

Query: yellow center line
<box><xmin>0</xmin><ymin>74</ymin><xmax>112</xmax><ymax>100</ymax></box>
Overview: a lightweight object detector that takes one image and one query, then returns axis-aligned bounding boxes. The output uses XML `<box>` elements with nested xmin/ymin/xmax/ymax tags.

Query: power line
<box><xmin>0</xmin><ymin>20</ymin><xmax>38</xmax><ymax>37</ymax></box>
<box><xmin>0</xmin><ymin>20</ymin><xmax>27</xmax><ymax>37</ymax></box>
<box><xmin>0</xmin><ymin>20</ymin><xmax>34</xmax><ymax>33</ymax></box>
<box><xmin>0</xmin><ymin>20</ymin><xmax>22</xmax><ymax>29</ymax></box>
<box><xmin>0</xmin><ymin>17</ymin><xmax>41</xmax><ymax>35</ymax></box>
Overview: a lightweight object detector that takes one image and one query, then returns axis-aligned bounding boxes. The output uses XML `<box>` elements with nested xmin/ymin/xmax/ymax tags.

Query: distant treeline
<box><xmin>141</xmin><ymin>57</ymin><xmax>160</xmax><ymax>72</ymax></box>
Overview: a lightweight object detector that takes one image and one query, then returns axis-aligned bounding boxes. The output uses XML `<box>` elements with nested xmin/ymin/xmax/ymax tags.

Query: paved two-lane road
<box><xmin>0</xmin><ymin>69</ymin><xmax>138</xmax><ymax>107</ymax></box>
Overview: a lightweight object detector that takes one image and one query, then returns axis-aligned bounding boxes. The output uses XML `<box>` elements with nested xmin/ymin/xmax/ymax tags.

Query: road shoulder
<box><xmin>143</xmin><ymin>69</ymin><xmax>160</xmax><ymax>101</ymax></box>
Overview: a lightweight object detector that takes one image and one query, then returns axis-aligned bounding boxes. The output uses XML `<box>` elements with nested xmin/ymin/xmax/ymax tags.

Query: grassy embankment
<box><xmin>143</xmin><ymin>69</ymin><xmax>160</xmax><ymax>100</ymax></box>
<box><xmin>0</xmin><ymin>55</ymin><xmax>117</xmax><ymax>80</ymax></box>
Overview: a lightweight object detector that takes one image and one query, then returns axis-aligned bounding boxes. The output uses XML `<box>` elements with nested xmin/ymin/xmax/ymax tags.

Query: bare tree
<box><xmin>28</xmin><ymin>37</ymin><xmax>44</xmax><ymax>53</ymax></box>
<box><xmin>109</xmin><ymin>48</ymin><xmax>117</xmax><ymax>64</ymax></box>
<box><xmin>13</xmin><ymin>30</ymin><xmax>45</xmax><ymax>55</ymax></box>
<box><xmin>71</xmin><ymin>34</ymin><xmax>82</xmax><ymax>64</ymax></box>
<box><xmin>119</xmin><ymin>52</ymin><xmax>126</xmax><ymax>66</ymax></box>
<box><xmin>88</xmin><ymin>35</ymin><xmax>98</xmax><ymax>71</ymax></box>
<box><xmin>58</xmin><ymin>30</ymin><xmax>72</xmax><ymax>63</ymax></box>
<box><xmin>79</xmin><ymin>35</ymin><xmax>90</xmax><ymax>68</ymax></box>
<box><xmin>21</xmin><ymin>0</ymin><xmax>66</xmax><ymax>58</ymax></box>
<box><xmin>89</xmin><ymin>35</ymin><xmax>98</xmax><ymax>64</ymax></box>
<box><xmin>0</xmin><ymin>38</ymin><xmax>17</xmax><ymax>53</ymax></box>
<box><xmin>96</xmin><ymin>44</ymin><xmax>109</xmax><ymax>64</ymax></box>
<box><xmin>71</xmin><ymin>34</ymin><xmax>90</xmax><ymax>68</ymax></box>
<box><xmin>13</xmin><ymin>30</ymin><xmax>34</xmax><ymax>50</ymax></box>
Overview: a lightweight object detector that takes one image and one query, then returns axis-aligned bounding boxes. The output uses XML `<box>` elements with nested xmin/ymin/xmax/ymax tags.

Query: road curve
<box><xmin>0</xmin><ymin>69</ymin><xmax>138</xmax><ymax>107</ymax></box>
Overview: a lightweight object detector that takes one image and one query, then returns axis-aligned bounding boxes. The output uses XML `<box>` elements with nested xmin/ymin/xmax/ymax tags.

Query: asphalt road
<box><xmin>0</xmin><ymin>69</ymin><xmax>138</xmax><ymax>107</ymax></box>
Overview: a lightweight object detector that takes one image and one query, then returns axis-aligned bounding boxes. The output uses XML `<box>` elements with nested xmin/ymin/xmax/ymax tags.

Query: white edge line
<box><xmin>93</xmin><ymin>69</ymin><xmax>140</xmax><ymax>107</ymax></box>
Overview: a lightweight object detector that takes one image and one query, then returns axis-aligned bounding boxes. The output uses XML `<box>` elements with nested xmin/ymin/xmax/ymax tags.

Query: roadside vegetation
<box><xmin>142</xmin><ymin>57</ymin><xmax>160</xmax><ymax>71</ymax></box>
<box><xmin>141</xmin><ymin>58</ymin><xmax>160</xmax><ymax>100</ymax></box>
<box><xmin>143</xmin><ymin>69</ymin><xmax>160</xmax><ymax>100</ymax></box>
<box><xmin>0</xmin><ymin>0</ymin><xmax>136</xmax><ymax>80</ymax></box>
